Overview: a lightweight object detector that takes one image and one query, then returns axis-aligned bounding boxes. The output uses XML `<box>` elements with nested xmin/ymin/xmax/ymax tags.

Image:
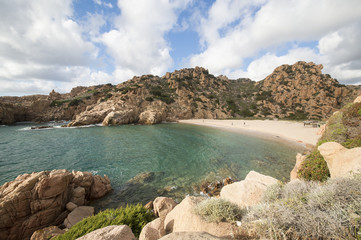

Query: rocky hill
<box><xmin>1</xmin><ymin>61</ymin><xmax>360</xmax><ymax>126</ymax></box>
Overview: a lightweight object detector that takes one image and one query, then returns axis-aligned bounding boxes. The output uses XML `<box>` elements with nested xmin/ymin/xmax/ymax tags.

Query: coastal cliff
<box><xmin>0</xmin><ymin>170</ymin><xmax>111</xmax><ymax>240</ymax></box>
<box><xmin>1</xmin><ymin>61</ymin><xmax>360</xmax><ymax>126</ymax></box>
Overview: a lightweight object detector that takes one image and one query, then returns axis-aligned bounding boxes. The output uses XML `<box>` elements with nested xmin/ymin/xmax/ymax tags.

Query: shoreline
<box><xmin>179</xmin><ymin>119</ymin><xmax>321</xmax><ymax>151</ymax></box>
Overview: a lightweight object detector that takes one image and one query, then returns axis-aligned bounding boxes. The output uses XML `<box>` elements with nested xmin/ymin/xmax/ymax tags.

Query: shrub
<box><xmin>319</xmin><ymin>111</ymin><xmax>347</xmax><ymax>143</ymax></box>
<box><xmin>297</xmin><ymin>150</ymin><xmax>330</xmax><ymax>182</ymax></box>
<box><xmin>342</xmin><ymin>137</ymin><xmax>361</xmax><ymax>148</ymax></box>
<box><xmin>50</xmin><ymin>99</ymin><xmax>70</xmax><ymax>107</ymax></box>
<box><xmin>150</xmin><ymin>87</ymin><xmax>162</xmax><ymax>97</ymax></box>
<box><xmin>226</xmin><ymin>99</ymin><xmax>239</xmax><ymax>116</ymax></box>
<box><xmin>68</xmin><ymin>98</ymin><xmax>83</xmax><ymax>107</ymax></box>
<box><xmin>243</xmin><ymin>176</ymin><xmax>361</xmax><ymax>239</ymax></box>
<box><xmin>344</xmin><ymin>102</ymin><xmax>361</xmax><ymax>118</ymax></box>
<box><xmin>194</xmin><ymin>198</ymin><xmax>245</xmax><ymax>223</ymax></box>
<box><xmin>54</xmin><ymin>204</ymin><xmax>155</xmax><ymax>239</ymax></box>
<box><xmin>145</xmin><ymin>96</ymin><xmax>154</xmax><ymax>102</ymax></box>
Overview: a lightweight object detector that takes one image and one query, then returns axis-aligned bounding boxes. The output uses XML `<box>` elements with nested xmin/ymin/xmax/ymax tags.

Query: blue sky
<box><xmin>1</xmin><ymin>0</ymin><xmax>361</xmax><ymax>96</ymax></box>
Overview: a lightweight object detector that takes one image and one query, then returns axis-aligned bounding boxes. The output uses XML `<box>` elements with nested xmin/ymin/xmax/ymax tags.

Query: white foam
<box><xmin>18</xmin><ymin>126</ymin><xmax>55</xmax><ymax>131</ymax></box>
<box><xmin>18</xmin><ymin>127</ymin><xmax>32</xmax><ymax>131</ymax></box>
<box><xmin>66</xmin><ymin>123</ymin><xmax>103</xmax><ymax>129</ymax></box>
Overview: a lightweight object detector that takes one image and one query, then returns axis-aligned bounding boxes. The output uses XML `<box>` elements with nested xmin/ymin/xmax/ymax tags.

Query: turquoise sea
<box><xmin>0</xmin><ymin>122</ymin><xmax>304</xmax><ymax>210</ymax></box>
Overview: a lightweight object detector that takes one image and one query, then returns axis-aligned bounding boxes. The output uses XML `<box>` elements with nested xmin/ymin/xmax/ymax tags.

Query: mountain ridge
<box><xmin>1</xmin><ymin>61</ymin><xmax>360</xmax><ymax>125</ymax></box>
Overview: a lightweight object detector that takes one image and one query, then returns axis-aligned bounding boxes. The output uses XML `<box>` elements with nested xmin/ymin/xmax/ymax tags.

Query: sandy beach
<box><xmin>179</xmin><ymin>119</ymin><xmax>321</xmax><ymax>148</ymax></box>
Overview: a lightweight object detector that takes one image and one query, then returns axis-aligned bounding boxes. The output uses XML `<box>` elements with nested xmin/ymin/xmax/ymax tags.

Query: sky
<box><xmin>1</xmin><ymin>0</ymin><xmax>361</xmax><ymax>96</ymax></box>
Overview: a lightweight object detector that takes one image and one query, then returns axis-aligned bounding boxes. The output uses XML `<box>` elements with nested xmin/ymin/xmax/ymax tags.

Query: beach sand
<box><xmin>179</xmin><ymin>119</ymin><xmax>321</xmax><ymax>148</ymax></box>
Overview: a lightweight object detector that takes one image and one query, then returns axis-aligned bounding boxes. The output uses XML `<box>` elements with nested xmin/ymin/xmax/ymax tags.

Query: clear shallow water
<box><xmin>0</xmin><ymin>122</ymin><xmax>304</xmax><ymax>210</ymax></box>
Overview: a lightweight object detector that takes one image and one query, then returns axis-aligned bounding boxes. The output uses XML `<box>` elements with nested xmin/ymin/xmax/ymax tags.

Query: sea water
<box><xmin>0</xmin><ymin>122</ymin><xmax>304</xmax><ymax>210</ymax></box>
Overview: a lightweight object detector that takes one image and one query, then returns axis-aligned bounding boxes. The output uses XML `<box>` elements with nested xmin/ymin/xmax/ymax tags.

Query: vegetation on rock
<box><xmin>54</xmin><ymin>204</ymin><xmax>155</xmax><ymax>239</ymax></box>
<box><xmin>298</xmin><ymin>100</ymin><xmax>361</xmax><ymax>181</ymax></box>
<box><xmin>1</xmin><ymin>62</ymin><xmax>360</xmax><ymax>125</ymax></box>
<box><xmin>194</xmin><ymin>198</ymin><xmax>245</xmax><ymax>223</ymax></box>
<box><xmin>297</xmin><ymin>150</ymin><xmax>330</xmax><ymax>182</ymax></box>
<box><xmin>243</xmin><ymin>176</ymin><xmax>361</xmax><ymax>239</ymax></box>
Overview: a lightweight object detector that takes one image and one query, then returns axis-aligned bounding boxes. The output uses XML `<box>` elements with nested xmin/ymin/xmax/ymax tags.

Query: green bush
<box><xmin>320</xmin><ymin>111</ymin><xmax>347</xmax><ymax>143</ymax></box>
<box><xmin>342</xmin><ymin>137</ymin><xmax>361</xmax><ymax>148</ymax></box>
<box><xmin>54</xmin><ymin>204</ymin><xmax>155</xmax><ymax>239</ymax></box>
<box><xmin>287</xmin><ymin>110</ymin><xmax>309</xmax><ymax>120</ymax></box>
<box><xmin>298</xmin><ymin>150</ymin><xmax>330</xmax><ymax>182</ymax></box>
<box><xmin>344</xmin><ymin>102</ymin><xmax>361</xmax><ymax>118</ymax></box>
<box><xmin>194</xmin><ymin>198</ymin><xmax>245</xmax><ymax>223</ymax></box>
<box><xmin>145</xmin><ymin>96</ymin><xmax>154</xmax><ymax>102</ymax></box>
<box><xmin>68</xmin><ymin>98</ymin><xmax>83</xmax><ymax>107</ymax></box>
<box><xmin>50</xmin><ymin>99</ymin><xmax>70</xmax><ymax>107</ymax></box>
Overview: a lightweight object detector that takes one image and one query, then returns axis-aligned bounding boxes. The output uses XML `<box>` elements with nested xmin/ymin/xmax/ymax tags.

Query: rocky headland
<box><xmin>0</xmin><ymin>170</ymin><xmax>111</xmax><ymax>240</ymax></box>
<box><xmin>1</xmin><ymin>61</ymin><xmax>360</xmax><ymax>126</ymax></box>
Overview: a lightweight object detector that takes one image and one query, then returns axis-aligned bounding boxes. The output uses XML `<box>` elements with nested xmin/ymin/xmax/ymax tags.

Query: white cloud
<box><xmin>190</xmin><ymin>0</ymin><xmax>361</xmax><ymax>84</ymax></box>
<box><xmin>93</xmin><ymin>0</ymin><xmax>113</xmax><ymax>8</ymax></box>
<box><xmin>227</xmin><ymin>47</ymin><xmax>322</xmax><ymax>80</ymax></box>
<box><xmin>100</xmin><ymin>0</ymin><xmax>191</xmax><ymax>80</ymax></box>
<box><xmin>0</xmin><ymin>0</ymin><xmax>110</xmax><ymax>95</ymax></box>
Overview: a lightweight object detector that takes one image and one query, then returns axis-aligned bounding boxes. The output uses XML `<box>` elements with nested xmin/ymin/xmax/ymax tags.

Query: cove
<box><xmin>0</xmin><ymin>122</ymin><xmax>304</xmax><ymax>210</ymax></box>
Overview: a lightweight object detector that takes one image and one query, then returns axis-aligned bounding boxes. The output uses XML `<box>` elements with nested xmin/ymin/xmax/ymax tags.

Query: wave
<box><xmin>16</xmin><ymin>122</ymin><xmax>102</xmax><ymax>131</ymax></box>
<box><xmin>65</xmin><ymin>124</ymin><xmax>103</xmax><ymax>129</ymax></box>
<box><xmin>90</xmin><ymin>170</ymin><xmax>99</xmax><ymax>175</ymax></box>
<box><xmin>18</xmin><ymin>126</ymin><xmax>55</xmax><ymax>131</ymax></box>
<box><xmin>18</xmin><ymin>127</ymin><xmax>32</xmax><ymax>131</ymax></box>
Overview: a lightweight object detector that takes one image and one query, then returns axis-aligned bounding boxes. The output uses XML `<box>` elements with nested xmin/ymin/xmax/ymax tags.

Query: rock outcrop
<box><xmin>77</xmin><ymin>225</ymin><xmax>136</xmax><ymax>240</ymax></box>
<box><xmin>153</xmin><ymin>197</ymin><xmax>177</xmax><ymax>219</ymax></box>
<box><xmin>220</xmin><ymin>171</ymin><xmax>278</xmax><ymax>208</ymax></box>
<box><xmin>318</xmin><ymin>142</ymin><xmax>361</xmax><ymax>178</ymax></box>
<box><xmin>139</xmin><ymin>218</ymin><xmax>166</xmax><ymax>240</ymax></box>
<box><xmin>260</xmin><ymin>61</ymin><xmax>360</xmax><ymax>119</ymax></box>
<box><xmin>64</xmin><ymin>206</ymin><xmax>94</xmax><ymax>229</ymax></box>
<box><xmin>159</xmin><ymin>232</ymin><xmax>222</xmax><ymax>240</ymax></box>
<box><xmin>0</xmin><ymin>170</ymin><xmax>111</xmax><ymax>240</ymax></box>
<box><xmin>2</xmin><ymin>62</ymin><xmax>360</xmax><ymax>126</ymax></box>
<box><xmin>30</xmin><ymin>226</ymin><xmax>65</xmax><ymax>240</ymax></box>
<box><xmin>290</xmin><ymin>153</ymin><xmax>307</xmax><ymax>180</ymax></box>
<box><xmin>164</xmin><ymin>196</ymin><xmax>237</xmax><ymax>238</ymax></box>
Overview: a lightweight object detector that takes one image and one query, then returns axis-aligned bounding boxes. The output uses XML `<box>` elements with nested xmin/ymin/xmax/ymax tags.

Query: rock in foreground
<box><xmin>318</xmin><ymin>142</ymin><xmax>361</xmax><ymax>178</ymax></box>
<box><xmin>220</xmin><ymin>171</ymin><xmax>278</xmax><ymax>208</ymax></box>
<box><xmin>0</xmin><ymin>169</ymin><xmax>111</xmax><ymax>240</ymax></box>
<box><xmin>77</xmin><ymin>225</ymin><xmax>136</xmax><ymax>240</ymax></box>
<box><xmin>159</xmin><ymin>232</ymin><xmax>222</xmax><ymax>240</ymax></box>
<box><xmin>164</xmin><ymin>196</ymin><xmax>237</xmax><ymax>238</ymax></box>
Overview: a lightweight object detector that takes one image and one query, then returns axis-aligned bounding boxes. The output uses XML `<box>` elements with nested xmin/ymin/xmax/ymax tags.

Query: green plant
<box><xmin>297</xmin><ymin>150</ymin><xmax>330</xmax><ymax>182</ymax></box>
<box><xmin>145</xmin><ymin>96</ymin><xmax>154</xmax><ymax>102</ymax></box>
<box><xmin>342</xmin><ymin>137</ymin><xmax>361</xmax><ymax>148</ymax></box>
<box><xmin>54</xmin><ymin>204</ymin><xmax>155</xmax><ymax>239</ymax></box>
<box><xmin>319</xmin><ymin>111</ymin><xmax>347</xmax><ymax>143</ymax></box>
<box><xmin>68</xmin><ymin>98</ymin><xmax>83</xmax><ymax>107</ymax></box>
<box><xmin>192</xmin><ymin>102</ymin><xmax>198</xmax><ymax>108</ymax></box>
<box><xmin>243</xmin><ymin>176</ymin><xmax>361</xmax><ymax>239</ymax></box>
<box><xmin>194</xmin><ymin>198</ymin><xmax>245</xmax><ymax>223</ymax></box>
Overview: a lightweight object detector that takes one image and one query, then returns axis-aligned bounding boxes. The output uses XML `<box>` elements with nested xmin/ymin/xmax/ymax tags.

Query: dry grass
<box><xmin>194</xmin><ymin>198</ymin><xmax>246</xmax><ymax>223</ymax></box>
<box><xmin>243</xmin><ymin>175</ymin><xmax>361</xmax><ymax>240</ymax></box>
